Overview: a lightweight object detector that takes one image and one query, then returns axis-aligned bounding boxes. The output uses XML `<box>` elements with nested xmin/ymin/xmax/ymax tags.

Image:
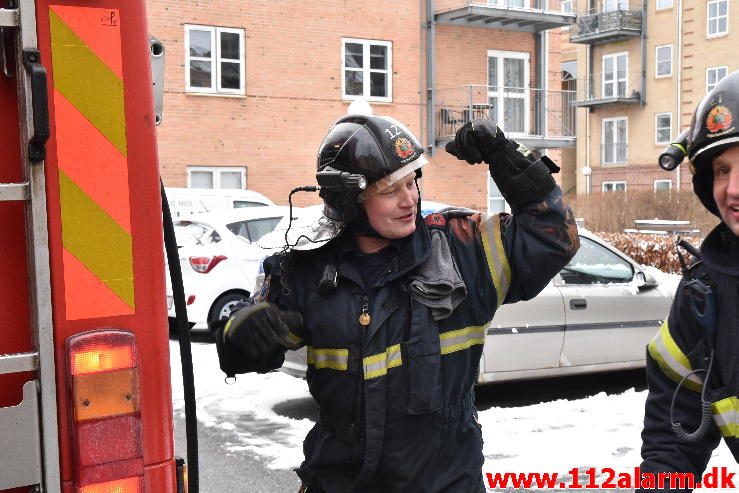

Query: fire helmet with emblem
<box><xmin>687</xmin><ymin>69</ymin><xmax>739</xmax><ymax>216</ymax></box>
<box><xmin>316</xmin><ymin>114</ymin><xmax>428</xmax><ymax>223</ymax></box>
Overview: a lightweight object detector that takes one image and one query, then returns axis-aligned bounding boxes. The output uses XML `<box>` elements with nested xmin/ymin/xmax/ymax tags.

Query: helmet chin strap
<box><xmin>348</xmin><ymin>179</ymin><xmax>423</xmax><ymax>240</ymax></box>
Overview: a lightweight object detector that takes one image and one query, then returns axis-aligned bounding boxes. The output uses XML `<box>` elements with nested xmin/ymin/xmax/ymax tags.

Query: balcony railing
<box><xmin>435</xmin><ymin>85</ymin><xmax>576</xmax><ymax>146</ymax></box>
<box><xmin>570</xmin><ymin>8</ymin><xmax>642</xmax><ymax>44</ymax></box>
<box><xmin>435</xmin><ymin>0</ymin><xmax>576</xmax><ymax>32</ymax></box>
<box><xmin>574</xmin><ymin>72</ymin><xmax>641</xmax><ymax>107</ymax></box>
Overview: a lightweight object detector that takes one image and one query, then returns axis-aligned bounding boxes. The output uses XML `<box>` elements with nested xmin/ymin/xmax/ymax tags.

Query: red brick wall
<box><xmin>147</xmin><ymin>1</ymin><xmax>553</xmax><ymax>211</ymax></box>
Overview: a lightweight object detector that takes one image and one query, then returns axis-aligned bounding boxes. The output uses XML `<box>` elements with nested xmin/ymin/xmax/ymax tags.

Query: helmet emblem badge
<box><xmin>394</xmin><ymin>137</ymin><xmax>415</xmax><ymax>160</ymax></box>
<box><xmin>705</xmin><ymin>105</ymin><xmax>733</xmax><ymax>135</ymax></box>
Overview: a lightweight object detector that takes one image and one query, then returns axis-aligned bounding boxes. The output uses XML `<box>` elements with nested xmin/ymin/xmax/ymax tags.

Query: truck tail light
<box><xmin>189</xmin><ymin>255</ymin><xmax>226</xmax><ymax>273</ymax></box>
<box><xmin>67</xmin><ymin>330</ymin><xmax>144</xmax><ymax>493</ymax></box>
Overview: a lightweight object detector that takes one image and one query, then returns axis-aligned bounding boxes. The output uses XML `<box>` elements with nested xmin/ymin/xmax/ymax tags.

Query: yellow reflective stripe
<box><xmin>283</xmin><ymin>331</ymin><xmax>303</xmax><ymax>348</ymax></box>
<box><xmin>363</xmin><ymin>344</ymin><xmax>402</xmax><ymax>380</ymax></box>
<box><xmin>307</xmin><ymin>347</ymin><xmax>348</xmax><ymax>371</ymax></box>
<box><xmin>480</xmin><ymin>214</ymin><xmax>511</xmax><ymax>308</ymax></box>
<box><xmin>711</xmin><ymin>397</ymin><xmax>739</xmax><ymax>438</ymax></box>
<box><xmin>647</xmin><ymin>321</ymin><xmax>703</xmax><ymax>392</ymax></box>
<box><xmin>440</xmin><ymin>325</ymin><xmax>486</xmax><ymax>355</ymax></box>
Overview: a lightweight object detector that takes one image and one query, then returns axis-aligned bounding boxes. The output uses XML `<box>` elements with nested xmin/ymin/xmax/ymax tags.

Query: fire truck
<box><xmin>0</xmin><ymin>0</ymin><xmax>193</xmax><ymax>491</ymax></box>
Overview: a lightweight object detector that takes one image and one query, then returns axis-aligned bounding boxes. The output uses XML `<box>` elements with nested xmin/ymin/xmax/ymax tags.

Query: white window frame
<box><xmin>706</xmin><ymin>66</ymin><xmax>728</xmax><ymax>93</ymax></box>
<box><xmin>487</xmin><ymin>175</ymin><xmax>511</xmax><ymax>215</ymax></box>
<box><xmin>707</xmin><ymin>0</ymin><xmax>729</xmax><ymax>38</ymax></box>
<box><xmin>601</xmin><ymin>116</ymin><xmax>628</xmax><ymax>165</ymax></box>
<box><xmin>653</xmin><ymin>179</ymin><xmax>672</xmax><ymax>191</ymax></box>
<box><xmin>655</xmin><ymin>112</ymin><xmax>672</xmax><ymax>145</ymax></box>
<box><xmin>602</xmin><ymin>52</ymin><xmax>628</xmax><ymax>98</ymax></box>
<box><xmin>341</xmin><ymin>38</ymin><xmax>392</xmax><ymax>103</ymax></box>
<box><xmin>655</xmin><ymin>45</ymin><xmax>672</xmax><ymax>78</ymax></box>
<box><xmin>185</xmin><ymin>25</ymin><xmax>245</xmax><ymax>96</ymax></box>
<box><xmin>561</xmin><ymin>0</ymin><xmax>573</xmax><ymax>13</ymax></box>
<box><xmin>187</xmin><ymin>166</ymin><xmax>246</xmax><ymax>189</ymax></box>
<box><xmin>487</xmin><ymin>50</ymin><xmax>530</xmax><ymax>137</ymax></box>
<box><xmin>603</xmin><ymin>0</ymin><xmax>628</xmax><ymax>12</ymax></box>
<box><xmin>656</xmin><ymin>0</ymin><xmax>673</xmax><ymax>10</ymax></box>
<box><xmin>487</xmin><ymin>0</ymin><xmax>529</xmax><ymax>8</ymax></box>
<box><xmin>602</xmin><ymin>181</ymin><xmax>627</xmax><ymax>192</ymax></box>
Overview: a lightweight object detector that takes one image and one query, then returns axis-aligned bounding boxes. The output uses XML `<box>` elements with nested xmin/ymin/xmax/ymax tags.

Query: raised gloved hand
<box><xmin>445</xmin><ymin>119</ymin><xmax>559</xmax><ymax>209</ymax></box>
<box><xmin>222</xmin><ymin>302</ymin><xmax>303</xmax><ymax>360</ymax></box>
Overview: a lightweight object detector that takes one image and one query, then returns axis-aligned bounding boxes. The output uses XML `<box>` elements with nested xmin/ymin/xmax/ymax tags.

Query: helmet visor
<box><xmin>358</xmin><ymin>154</ymin><xmax>428</xmax><ymax>201</ymax></box>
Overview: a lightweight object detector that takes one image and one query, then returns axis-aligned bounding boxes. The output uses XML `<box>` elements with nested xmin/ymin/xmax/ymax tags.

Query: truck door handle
<box><xmin>570</xmin><ymin>298</ymin><xmax>587</xmax><ymax>310</ymax></box>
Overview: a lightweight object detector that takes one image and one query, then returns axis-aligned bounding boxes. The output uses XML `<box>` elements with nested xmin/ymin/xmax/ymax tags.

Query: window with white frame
<box><xmin>655</xmin><ymin>113</ymin><xmax>672</xmax><ymax>145</ymax></box>
<box><xmin>342</xmin><ymin>38</ymin><xmax>392</xmax><ymax>102</ymax></box>
<box><xmin>654</xmin><ymin>179</ymin><xmax>672</xmax><ymax>191</ymax></box>
<box><xmin>561</xmin><ymin>0</ymin><xmax>573</xmax><ymax>13</ymax></box>
<box><xmin>188</xmin><ymin>166</ymin><xmax>246</xmax><ymax>189</ymax></box>
<box><xmin>707</xmin><ymin>0</ymin><xmax>728</xmax><ymax>37</ymax></box>
<box><xmin>487</xmin><ymin>50</ymin><xmax>529</xmax><ymax>135</ymax></box>
<box><xmin>488</xmin><ymin>0</ymin><xmax>528</xmax><ymax>8</ymax></box>
<box><xmin>656</xmin><ymin>0</ymin><xmax>673</xmax><ymax>9</ymax></box>
<box><xmin>602</xmin><ymin>181</ymin><xmax>627</xmax><ymax>192</ymax></box>
<box><xmin>602</xmin><ymin>117</ymin><xmax>628</xmax><ymax>164</ymax></box>
<box><xmin>655</xmin><ymin>45</ymin><xmax>672</xmax><ymax>78</ymax></box>
<box><xmin>488</xmin><ymin>176</ymin><xmax>510</xmax><ymax>214</ymax></box>
<box><xmin>603</xmin><ymin>0</ymin><xmax>628</xmax><ymax>12</ymax></box>
<box><xmin>602</xmin><ymin>53</ymin><xmax>628</xmax><ymax>98</ymax></box>
<box><xmin>707</xmin><ymin>66</ymin><xmax>728</xmax><ymax>93</ymax></box>
<box><xmin>185</xmin><ymin>25</ymin><xmax>245</xmax><ymax>95</ymax></box>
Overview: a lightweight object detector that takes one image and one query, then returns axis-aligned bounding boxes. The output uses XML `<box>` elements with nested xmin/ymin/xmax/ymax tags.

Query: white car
<box><xmin>166</xmin><ymin>206</ymin><xmax>292</xmax><ymax>332</ymax></box>
<box><xmin>280</xmin><ymin>229</ymin><xmax>679</xmax><ymax>383</ymax></box>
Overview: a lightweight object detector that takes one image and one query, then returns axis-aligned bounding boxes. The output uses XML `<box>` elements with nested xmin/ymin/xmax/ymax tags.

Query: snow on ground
<box><xmin>171</xmin><ymin>341</ymin><xmax>736</xmax><ymax>488</ymax></box>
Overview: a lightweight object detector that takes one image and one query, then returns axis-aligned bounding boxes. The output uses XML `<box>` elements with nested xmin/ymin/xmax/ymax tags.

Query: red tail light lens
<box><xmin>189</xmin><ymin>255</ymin><xmax>227</xmax><ymax>273</ymax></box>
<box><xmin>67</xmin><ymin>330</ymin><xmax>144</xmax><ymax>493</ymax></box>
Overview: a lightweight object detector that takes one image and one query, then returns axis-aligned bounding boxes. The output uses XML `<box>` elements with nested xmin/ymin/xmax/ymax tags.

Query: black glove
<box><xmin>222</xmin><ymin>302</ymin><xmax>303</xmax><ymax>360</ymax></box>
<box><xmin>445</xmin><ymin>119</ymin><xmax>559</xmax><ymax>209</ymax></box>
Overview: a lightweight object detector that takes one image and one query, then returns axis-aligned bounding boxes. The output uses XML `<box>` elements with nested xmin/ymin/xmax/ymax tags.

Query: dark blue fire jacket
<box><xmin>640</xmin><ymin>224</ymin><xmax>739</xmax><ymax>492</ymax></box>
<box><xmin>217</xmin><ymin>187</ymin><xmax>578</xmax><ymax>492</ymax></box>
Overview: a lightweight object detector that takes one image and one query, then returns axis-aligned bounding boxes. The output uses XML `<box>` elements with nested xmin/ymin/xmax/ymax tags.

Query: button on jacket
<box><xmin>217</xmin><ymin>187</ymin><xmax>578</xmax><ymax>492</ymax></box>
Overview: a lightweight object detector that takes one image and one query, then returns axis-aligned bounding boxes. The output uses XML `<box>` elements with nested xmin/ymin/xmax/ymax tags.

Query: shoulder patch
<box><xmin>425</xmin><ymin>213</ymin><xmax>446</xmax><ymax>228</ymax></box>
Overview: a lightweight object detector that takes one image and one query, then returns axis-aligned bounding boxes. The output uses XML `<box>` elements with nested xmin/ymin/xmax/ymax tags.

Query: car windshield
<box><xmin>233</xmin><ymin>200</ymin><xmax>269</xmax><ymax>208</ymax></box>
<box><xmin>174</xmin><ymin>222</ymin><xmax>222</xmax><ymax>246</ymax></box>
<box><xmin>227</xmin><ymin>217</ymin><xmax>283</xmax><ymax>242</ymax></box>
<box><xmin>560</xmin><ymin>236</ymin><xmax>633</xmax><ymax>284</ymax></box>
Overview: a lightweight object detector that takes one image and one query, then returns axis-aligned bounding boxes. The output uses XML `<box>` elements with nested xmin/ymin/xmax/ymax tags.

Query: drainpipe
<box><xmin>425</xmin><ymin>0</ymin><xmax>435</xmax><ymax>156</ymax></box>
<box><xmin>675</xmin><ymin>0</ymin><xmax>683</xmax><ymax>191</ymax></box>
<box><xmin>640</xmin><ymin>0</ymin><xmax>647</xmax><ymax>106</ymax></box>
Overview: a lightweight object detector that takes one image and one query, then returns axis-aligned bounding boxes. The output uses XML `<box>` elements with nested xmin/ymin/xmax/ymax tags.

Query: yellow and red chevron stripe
<box><xmin>49</xmin><ymin>5</ymin><xmax>134</xmax><ymax>320</ymax></box>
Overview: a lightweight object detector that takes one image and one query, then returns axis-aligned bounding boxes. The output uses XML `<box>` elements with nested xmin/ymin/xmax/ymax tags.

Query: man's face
<box><xmin>362</xmin><ymin>173</ymin><xmax>419</xmax><ymax>240</ymax></box>
<box><xmin>712</xmin><ymin>145</ymin><xmax>739</xmax><ymax>236</ymax></box>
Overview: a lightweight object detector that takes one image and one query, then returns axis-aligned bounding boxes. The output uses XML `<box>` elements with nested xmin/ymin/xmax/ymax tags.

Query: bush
<box><xmin>593</xmin><ymin>232</ymin><xmax>700</xmax><ymax>274</ymax></box>
<box><xmin>565</xmin><ymin>190</ymin><xmax>718</xmax><ymax>236</ymax></box>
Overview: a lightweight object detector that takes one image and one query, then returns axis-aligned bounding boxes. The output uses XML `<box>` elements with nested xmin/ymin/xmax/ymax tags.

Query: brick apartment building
<box><xmin>147</xmin><ymin>0</ymin><xmax>576</xmax><ymax>212</ymax></box>
<box><xmin>564</xmin><ymin>0</ymin><xmax>737</xmax><ymax>195</ymax></box>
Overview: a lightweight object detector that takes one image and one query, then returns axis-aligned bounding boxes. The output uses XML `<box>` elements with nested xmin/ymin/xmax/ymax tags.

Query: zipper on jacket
<box><xmin>358</xmin><ymin>295</ymin><xmax>371</xmax><ymax>326</ymax></box>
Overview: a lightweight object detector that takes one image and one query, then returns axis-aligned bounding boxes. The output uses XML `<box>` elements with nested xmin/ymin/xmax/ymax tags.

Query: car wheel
<box><xmin>210</xmin><ymin>293</ymin><xmax>250</xmax><ymax>325</ymax></box>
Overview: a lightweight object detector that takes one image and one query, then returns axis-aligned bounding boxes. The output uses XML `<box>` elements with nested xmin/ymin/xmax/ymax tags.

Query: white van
<box><xmin>164</xmin><ymin>187</ymin><xmax>276</xmax><ymax>217</ymax></box>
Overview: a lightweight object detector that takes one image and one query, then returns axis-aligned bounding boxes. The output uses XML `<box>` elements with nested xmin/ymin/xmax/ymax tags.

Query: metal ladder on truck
<box><xmin>0</xmin><ymin>0</ymin><xmax>61</xmax><ymax>491</ymax></box>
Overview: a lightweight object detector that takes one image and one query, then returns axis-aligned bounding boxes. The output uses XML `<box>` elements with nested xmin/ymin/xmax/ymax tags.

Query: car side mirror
<box><xmin>635</xmin><ymin>270</ymin><xmax>658</xmax><ymax>290</ymax></box>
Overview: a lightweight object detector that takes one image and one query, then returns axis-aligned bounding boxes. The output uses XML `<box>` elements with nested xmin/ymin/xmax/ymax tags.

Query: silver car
<box><xmin>280</xmin><ymin>229</ymin><xmax>678</xmax><ymax>384</ymax></box>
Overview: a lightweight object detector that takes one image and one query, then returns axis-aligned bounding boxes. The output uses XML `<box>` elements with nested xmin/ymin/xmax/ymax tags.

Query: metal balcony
<box><xmin>435</xmin><ymin>85</ymin><xmax>576</xmax><ymax>150</ymax></box>
<box><xmin>570</xmin><ymin>9</ymin><xmax>642</xmax><ymax>45</ymax></box>
<box><xmin>435</xmin><ymin>1</ymin><xmax>576</xmax><ymax>33</ymax></box>
<box><xmin>574</xmin><ymin>72</ymin><xmax>641</xmax><ymax>108</ymax></box>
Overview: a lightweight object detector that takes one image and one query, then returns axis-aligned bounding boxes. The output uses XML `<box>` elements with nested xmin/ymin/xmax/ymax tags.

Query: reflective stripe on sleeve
<box><xmin>307</xmin><ymin>347</ymin><xmax>348</xmax><ymax>371</ymax></box>
<box><xmin>480</xmin><ymin>213</ymin><xmax>511</xmax><ymax>308</ymax></box>
<box><xmin>283</xmin><ymin>331</ymin><xmax>303</xmax><ymax>349</ymax></box>
<box><xmin>440</xmin><ymin>325</ymin><xmax>486</xmax><ymax>355</ymax></box>
<box><xmin>363</xmin><ymin>344</ymin><xmax>402</xmax><ymax>380</ymax></box>
<box><xmin>712</xmin><ymin>396</ymin><xmax>739</xmax><ymax>438</ymax></box>
<box><xmin>647</xmin><ymin>321</ymin><xmax>703</xmax><ymax>392</ymax></box>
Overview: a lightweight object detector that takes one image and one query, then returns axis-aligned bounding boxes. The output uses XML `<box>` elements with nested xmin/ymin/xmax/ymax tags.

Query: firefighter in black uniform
<box><xmin>639</xmin><ymin>71</ymin><xmax>739</xmax><ymax>491</ymax></box>
<box><xmin>214</xmin><ymin>115</ymin><xmax>579</xmax><ymax>492</ymax></box>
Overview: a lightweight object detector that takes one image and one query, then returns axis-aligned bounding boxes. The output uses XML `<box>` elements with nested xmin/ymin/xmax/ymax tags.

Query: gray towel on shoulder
<box><xmin>408</xmin><ymin>229</ymin><xmax>467</xmax><ymax>320</ymax></box>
